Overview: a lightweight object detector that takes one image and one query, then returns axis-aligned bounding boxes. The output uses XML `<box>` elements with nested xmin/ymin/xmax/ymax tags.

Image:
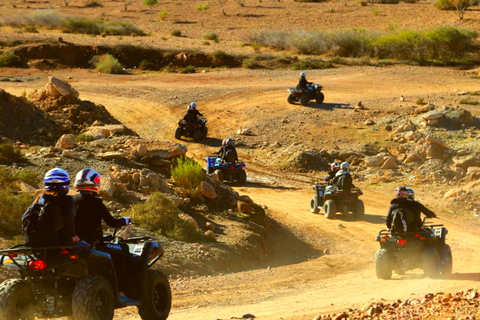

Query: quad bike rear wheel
<box><xmin>0</xmin><ymin>279</ymin><xmax>35</xmax><ymax>320</ymax></box>
<box><xmin>299</xmin><ymin>93</ymin><xmax>309</xmax><ymax>106</ymax></box>
<box><xmin>310</xmin><ymin>195</ymin><xmax>320</xmax><ymax>214</ymax></box>
<box><xmin>287</xmin><ymin>94</ymin><xmax>296</xmax><ymax>104</ymax></box>
<box><xmin>214</xmin><ymin>169</ymin><xmax>224</xmax><ymax>182</ymax></box>
<box><xmin>375</xmin><ymin>249</ymin><xmax>392</xmax><ymax>280</ymax></box>
<box><xmin>316</xmin><ymin>92</ymin><xmax>325</xmax><ymax>104</ymax></box>
<box><xmin>353</xmin><ymin>199</ymin><xmax>365</xmax><ymax>218</ymax></box>
<box><xmin>72</xmin><ymin>275</ymin><xmax>114</xmax><ymax>320</ymax></box>
<box><xmin>174</xmin><ymin>127</ymin><xmax>183</xmax><ymax>140</ymax></box>
<box><xmin>237</xmin><ymin>169</ymin><xmax>247</xmax><ymax>186</ymax></box>
<box><xmin>193</xmin><ymin>130</ymin><xmax>202</xmax><ymax>142</ymax></box>
<box><xmin>138</xmin><ymin>270</ymin><xmax>172</xmax><ymax>320</ymax></box>
<box><xmin>324</xmin><ymin>199</ymin><xmax>336</xmax><ymax>219</ymax></box>
<box><xmin>439</xmin><ymin>244</ymin><xmax>452</xmax><ymax>275</ymax></box>
<box><xmin>423</xmin><ymin>246</ymin><xmax>440</xmax><ymax>278</ymax></box>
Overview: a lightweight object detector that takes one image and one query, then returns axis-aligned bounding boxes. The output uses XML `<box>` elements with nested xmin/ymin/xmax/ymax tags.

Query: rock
<box><xmin>443</xmin><ymin>187</ymin><xmax>463</xmax><ymax>199</ymax></box>
<box><xmin>178</xmin><ymin>213</ymin><xmax>199</xmax><ymax>229</ymax></box>
<box><xmin>82</xmin><ymin>127</ymin><xmax>111</xmax><ymax>140</ymax></box>
<box><xmin>422</xmin><ymin>142</ymin><xmax>445</xmax><ymax>160</ymax></box>
<box><xmin>200</xmin><ymin>181</ymin><xmax>217</xmax><ymax>199</ymax></box>
<box><xmin>453</xmin><ymin>154</ymin><xmax>478</xmax><ymax>170</ymax></box>
<box><xmin>361</xmin><ymin>303</ymin><xmax>372</xmax><ymax>312</ymax></box>
<box><xmin>205</xmin><ymin>222</ymin><xmax>216</xmax><ymax>231</ymax></box>
<box><xmin>238</xmin><ymin>128</ymin><xmax>253</xmax><ymax>135</ymax></box>
<box><xmin>62</xmin><ymin>150</ymin><xmax>74</xmax><ymax>158</ymax></box>
<box><xmin>365</xmin><ymin>119</ymin><xmax>375</xmax><ymax>125</ymax></box>
<box><xmin>385</xmin><ymin>124</ymin><xmax>393</xmax><ymax>131</ymax></box>
<box><xmin>237</xmin><ymin>200</ymin><xmax>253</xmax><ymax>214</ymax></box>
<box><xmin>238</xmin><ymin>195</ymin><xmax>254</xmax><ymax>204</ymax></box>
<box><xmin>404</xmin><ymin>153</ymin><xmax>423</xmax><ymax>163</ymax></box>
<box><xmin>48</xmin><ymin>76</ymin><xmax>79</xmax><ymax>98</ymax></box>
<box><xmin>205</xmin><ymin>230</ymin><xmax>216</xmax><ymax>240</ymax></box>
<box><xmin>426</xmin><ymin>135</ymin><xmax>446</xmax><ymax>148</ymax></box>
<box><xmin>381</xmin><ymin>156</ymin><xmax>398</xmax><ymax>170</ymax></box>
<box><xmin>97</xmin><ymin>151</ymin><xmax>129</xmax><ymax>160</ymax></box>
<box><xmin>170</xmin><ymin>195</ymin><xmax>185</xmax><ymax>206</ymax></box>
<box><xmin>131</xmin><ymin>140</ymin><xmax>187</xmax><ymax>159</ymax></box>
<box><xmin>55</xmin><ymin>134</ymin><xmax>75</xmax><ymax>149</ymax></box>
<box><xmin>364</xmin><ymin>155</ymin><xmax>386</xmax><ymax>167</ymax></box>
<box><xmin>150</xmin><ymin>157</ymin><xmax>171</xmax><ymax>167</ymax></box>
<box><xmin>131</xmin><ymin>144</ymin><xmax>148</xmax><ymax>158</ymax></box>
<box><xmin>138</xmin><ymin>168</ymin><xmax>169</xmax><ymax>195</ymax></box>
<box><xmin>17</xmin><ymin>181</ymin><xmax>38</xmax><ymax>194</ymax></box>
<box><xmin>423</xmin><ymin>112</ymin><xmax>444</xmax><ymax>121</ymax></box>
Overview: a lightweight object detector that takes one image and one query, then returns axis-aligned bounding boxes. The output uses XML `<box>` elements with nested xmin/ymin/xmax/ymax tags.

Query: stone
<box><xmin>205</xmin><ymin>230</ymin><xmax>216</xmax><ymax>240</ymax></box>
<box><xmin>423</xmin><ymin>112</ymin><xmax>444</xmax><ymax>121</ymax></box>
<box><xmin>134</xmin><ymin>140</ymin><xmax>187</xmax><ymax>159</ymax></box>
<box><xmin>381</xmin><ymin>157</ymin><xmax>398</xmax><ymax>170</ymax></box>
<box><xmin>238</xmin><ymin>195</ymin><xmax>254</xmax><ymax>204</ymax></box>
<box><xmin>150</xmin><ymin>157</ymin><xmax>171</xmax><ymax>167</ymax></box>
<box><xmin>200</xmin><ymin>181</ymin><xmax>217</xmax><ymax>199</ymax></box>
<box><xmin>55</xmin><ymin>134</ymin><xmax>75</xmax><ymax>149</ymax></box>
<box><xmin>97</xmin><ymin>151</ymin><xmax>129</xmax><ymax>160</ymax></box>
<box><xmin>132</xmin><ymin>144</ymin><xmax>148</xmax><ymax>158</ymax></box>
<box><xmin>364</xmin><ymin>155</ymin><xmax>386</xmax><ymax>167</ymax></box>
<box><xmin>365</xmin><ymin>119</ymin><xmax>375</xmax><ymax>125</ymax></box>
<box><xmin>62</xmin><ymin>150</ymin><xmax>74</xmax><ymax>158</ymax></box>
<box><xmin>443</xmin><ymin>187</ymin><xmax>463</xmax><ymax>199</ymax></box>
<box><xmin>48</xmin><ymin>76</ymin><xmax>79</xmax><ymax>98</ymax></box>
<box><xmin>205</xmin><ymin>222</ymin><xmax>216</xmax><ymax>231</ymax></box>
<box><xmin>83</xmin><ymin>127</ymin><xmax>111</xmax><ymax>140</ymax></box>
<box><xmin>404</xmin><ymin>153</ymin><xmax>423</xmax><ymax>163</ymax></box>
<box><xmin>237</xmin><ymin>200</ymin><xmax>254</xmax><ymax>214</ymax></box>
<box><xmin>178</xmin><ymin>213</ymin><xmax>199</xmax><ymax>229</ymax></box>
<box><xmin>238</xmin><ymin>128</ymin><xmax>253</xmax><ymax>135</ymax></box>
<box><xmin>17</xmin><ymin>181</ymin><xmax>38</xmax><ymax>194</ymax></box>
<box><xmin>426</xmin><ymin>135</ymin><xmax>446</xmax><ymax>148</ymax></box>
<box><xmin>453</xmin><ymin>154</ymin><xmax>478</xmax><ymax>170</ymax></box>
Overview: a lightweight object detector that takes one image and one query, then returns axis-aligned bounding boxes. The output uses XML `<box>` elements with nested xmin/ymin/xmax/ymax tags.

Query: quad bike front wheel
<box><xmin>353</xmin><ymin>199</ymin><xmax>365</xmax><ymax>218</ymax></box>
<box><xmin>138</xmin><ymin>270</ymin><xmax>172</xmax><ymax>320</ymax></box>
<box><xmin>375</xmin><ymin>249</ymin><xmax>392</xmax><ymax>280</ymax></box>
<box><xmin>324</xmin><ymin>199</ymin><xmax>336</xmax><ymax>219</ymax></box>
<box><xmin>72</xmin><ymin>275</ymin><xmax>114</xmax><ymax>320</ymax></box>
<box><xmin>439</xmin><ymin>244</ymin><xmax>453</xmax><ymax>275</ymax></box>
<box><xmin>237</xmin><ymin>169</ymin><xmax>247</xmax><ymax>186</ymax></box>
<box><xmin>299</xmin><ymin>93</ymin><xmax>310</xmax><ymax>106</ymax></box>
<box><xmin>423</xmin><ymin>246</ymin><xmax>440</xmax><ymax>278</ymax></box>
<box><xmin>174</xmin><ymin>127</ymin><xmax>183</xmax><ymax>140</ymax></box>
<box><xmin>316</xmin><ymin>92</ymin><xmax>325</xmax><ymax>104</ymax></box>
<box><xmin>287</xmin><ymin>94</ymin><xmax>296</xmax><ymax>104</ymax></box>
<box><xmin>310</xmin><ymin>195</ymin><xmax>320</xmax><ymax>214</ymax></box>
<box><xmin>0</xmin><ymin>279</ymin><xmax>35</xmax><ymax>320</ymax></box>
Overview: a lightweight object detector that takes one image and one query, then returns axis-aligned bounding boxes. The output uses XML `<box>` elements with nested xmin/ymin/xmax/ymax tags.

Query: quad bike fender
<box><xmin>138</xmin><ymin>242</ymin><xmax>164</xmax><ymax>300</ymax></box>
<box><xmin>87</xmin><ymin>249</ymin><xmax>118</xmax><ymax>294</ymax></box>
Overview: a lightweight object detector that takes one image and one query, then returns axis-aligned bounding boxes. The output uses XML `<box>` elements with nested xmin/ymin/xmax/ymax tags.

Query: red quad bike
<box><xmin>310</xmin><ymin>183</ymin><xmax>364</xmax><ymax>219</ymax></box>
<box><xmin>287</xmin><ymin>83</ymin><xmax>324</xmax><ymax>106</ymax></box>
<box><xmin>0</xmin><ymin>229</ymin><xmax>171</xmax><ymax>320</ymax></box>
<box><xmin>374</xmin><ymin>217</ymin><xmax>453</xmax><ymax>279</ymax></box>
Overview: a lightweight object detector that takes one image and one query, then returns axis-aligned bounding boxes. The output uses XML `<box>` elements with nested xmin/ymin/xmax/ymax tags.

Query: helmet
<box><xmin>406</xmin><ymin>187</ymin><xmax>414</xmax><ymax>200</ymax></box>
<box><xmin>75</xmin><ymin>168</ymin><xmax>101</xmax><ymax>193</ymax></box>
<box><xmin>188</xmin><ymin>102</ymin><xmax>197</xmax><ymax>110</ymax></box>
<box><xmin>226</xmin><ymin>138</ymin><xmax>234</xmax><ymax>146</ymax></box>
<box><xmin>340</xmin><ymin>162</ymin><xmax>350</xmax><ymax>171</ymax></box>
<box><xmin>44</xmin><ymin>168</ymin><xmax>70</xmax><ymax>192</ymax></box>
<box><xmin>221</xmin><ymin>138</ymin><xmax>226</xmax><ymax>146</ymax></box>
<box><xmin>330</xmin><ymin>162</ymin><xmax>340</xmax><ymax>172</ymax></box>
<box><xmin>300</xmin><ymin>72</ymin><xmax>306</xmax><ymax>77</ymax></box>
<box><xmin>395</xmin><ymin>186</ymin><xmax>408</xmax><ymax>198</ymax></box>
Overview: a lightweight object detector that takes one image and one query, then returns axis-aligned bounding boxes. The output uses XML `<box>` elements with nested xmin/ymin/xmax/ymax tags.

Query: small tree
<box><xmin>453</xmin><ymin>0</ymin><xmax>472</xmax><ymax>19</ymax></box>
<box><xmin>143</xmin><ymin>0</ymin><xmax>159</xmax><ymax>21</ymax></box>
<box><xmin>215</xmin><ymin>0</ymin><xmax>228</xmax><ymax>15</ymax></box>
<box><xmin>195</xmin><ymin>2</ymin><xmax>209</xmax><ymax>26</ymax></box>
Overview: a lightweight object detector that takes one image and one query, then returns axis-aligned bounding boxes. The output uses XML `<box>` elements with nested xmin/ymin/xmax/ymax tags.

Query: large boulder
<box><xmin>453</xmin><ymin>154</ymin><xmax>479</xmax><ymax>171</ymax></box>
<box><xmin>200</xmin><ymin>181</ymin><xmax>217</xmax><ymax>199</ymax></box>
<box><xmin>381</xmin><ymin>157</ymin><xmax>398</xmax><ymax>170</ymax></box>
<box><xmin>414</xmin><ymin>107</ymin><xmax>479</xmax><ymax>129</ymax></box>
<box><xmin>55</xmin><ymin>134</ymin><xmax>75</xmax><ymax>149</ymax></box>
<box><xmin>126</xmin><ymin>139</ymin><xmax>187</xmax><ymax>159</ymax></box>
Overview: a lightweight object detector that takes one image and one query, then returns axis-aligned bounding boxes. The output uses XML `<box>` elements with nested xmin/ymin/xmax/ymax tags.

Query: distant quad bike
<box><xmin>287</xmin><ymin>83</ymin><xmax>324</xmax><ymax>106</ymax></box>
<box><xmin>0</xmin><ymin>229</ymin><xmax>171</xmax><ymax>320</ymax></box>
<box><xmin>310</xmin><ymin>183</ymin><xmax>364</xmax><ymax>219</ymax></box>
<box><xmin>374</xmin><ymin>218</ymin><xmax>453</xmax><ymax>279</ymax></box>
<box><xmin>175</xmin><ymin>117</ymin><xmax>208</xmax><ymax>142</ymax></box>
<box><xmin>206</xmin><ymin>155</ymin><xmax>247</xmax><ymax>186</ymax></box>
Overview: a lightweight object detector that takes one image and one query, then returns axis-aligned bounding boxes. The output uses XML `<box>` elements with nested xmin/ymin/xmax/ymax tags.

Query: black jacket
<box><xmin>183</xmin><ymin>109</ymin><xmax>203</xmax><ymax>124</ymax></box>
<box><xmin>324</xmin><ymin>170</ymin><xmax>337</xmax><ymax>182</ymax></box>
<box><xmin>332</xmin><ymin>171</ymin><xmax>353</xmax><ymax>192</ymax></box>
<box><xmin>386</xmin><ymin>197</ymin><xmax>436</xmax><ymax>231</ymax></box>
<box><xmin>297</xmin><ymin>76</ymin><xmax>310</xmax><ymax>90</ymax></box>
<box><xmin>216</xmin><ymin>145</ymin><xmax>238</xmax><ymax>163</ymax></box>
<box><xmin>73</xmin><ymin>193</ymin><xmax>126</xmax><ymax>245</ymax></box>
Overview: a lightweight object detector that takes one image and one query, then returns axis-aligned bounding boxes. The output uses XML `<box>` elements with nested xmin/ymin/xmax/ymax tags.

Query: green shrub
<box><xmin>203</xmin><ymin>32</ymin><xmax>218</xmax><ymax>42</ymax></box>
<box><xmin>435</xmin><ymin>0</ymin><xmax>455</xmax><ymax>9</ymax></box>
<box><xmin>0</xmin><ymin>168</ymin><xmax>35</xmax><ymax>237</ymax></box>
<box><xmin>242</xmin><ymin>57</ymin><xmax>261</xmax><ymax>69</ymax></box>
<box><xmin>0</xmin><ymin>144</ymin><xmax>24</xmax><ymax>164</ymax></box>
<box><xmin>372</xmin><ymin>8</ymin><xmax>380</xmax><ymax>15</ymax></box>
<box><xmin>76</xmin><ymin>133</ymin><xmax>95</xmax><ymax>142</ymax></box>
<box><xmin>291</xmin><ymin>58</ymin><xmax>332</xmax><ymax>70</ymax></box>
<box><xmin>128</xmin><ymin>192</ymin><xmax>203</xmax><ymax>242</ymax></box>
<box><xmin>171</xmin><ymin>29</ymin><xmax>182</xmax><ymax>37</ymax></box>
<box><xmin>0</xmin><ymin>51</ymin><xmax>21</xmax><ymax>67</ymax></box>
<box><xmin>459</xmin><ymin>99</ymin><xmax>479</xmax><ymax>105</ymax></box>
<box><xmin>91</xmin><ymin>54</ymin><xmax>124</xmax><ymax>74</ymax></box>
<box><xmin>23</xmin><ymin>25</ymin><xmax>38</xmax><ymax>33</ymax></box>
<box><xmin>416</xmin><ymin>97</ymin><xmax>427</xmax><ymax>105</ymax></box>
<box><xmin>14</xmin><ymin>170</ymin><xmax>40</xmax><ymax>188</ymax></box>
<box><xmin>212</xmin><ymin>50</ymin><xmax>230</xmax><ymax>62</ymax></box>
<box><xmin>139</xmin><ymin>60</ymin><xmax>159</xmax><ymax>70</ymax></box>
<box><xmin>171</xmin><ymin>156</ymin><xmax>204</xmax><ymax>196</ymax></box>
<box><xmin>158</xmin><ymin>10</ymin><xmax>168</xmax><ymax>20</ymax></box>
<box><xmin>251</xmin><ymin>42</ymin><xmax>262</xmax><ymax>53</ymax></box>
<box><xmin>181</xmin><ymin>65</ymin><xmax>196</xmax><ymax>73</ymax></box>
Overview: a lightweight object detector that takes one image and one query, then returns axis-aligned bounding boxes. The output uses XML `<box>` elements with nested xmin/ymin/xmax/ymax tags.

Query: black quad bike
<box><xmin>287</xmin><ymin>83</ymin><xmax>325</xmax><ymax>106</ymax></box>
<box><xmin>0</xmin><ymin>230</ymin><xmax>171</xmax><ymax>320</ymax></box>
<box><xmin>374</xmin><ymin>218</ymin><xmax>453</xmax><ymax>279</ymax></box>
<box><xmin>175</xmin><ymin>117</ymin><xmax>208</xmax><ymax>142</ymax></box>
<box><xmin>310</xmin><ymin>183</ymin><xmax>364</xmax><ymax>219</ymax></box>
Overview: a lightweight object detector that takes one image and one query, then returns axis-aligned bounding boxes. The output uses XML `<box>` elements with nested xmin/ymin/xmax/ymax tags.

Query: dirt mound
<box><xmin>0</xmin><ymin>89</ymin><xmax>58</xmax><ymax>145</ymax></box>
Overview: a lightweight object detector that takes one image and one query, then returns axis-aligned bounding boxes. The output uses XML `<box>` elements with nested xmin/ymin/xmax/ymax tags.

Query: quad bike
<box><xmin>206</xmin><ymin>156</ymin><xmax>247</xmax><ymax>186</ymax></box>
<box><xmin>310</xmin><ymin>183</ymin><xmax>364</xmax><ymax>219</ymax></box>
<box><xmin>175</xmin><ymin>117</ymin><xmax>208</xmax><ymax>142</ymax></box>
<box><xmin>374</xmin><ymin>217</ymin><xmax>453</xmax><ymax>279</ymax></box>
<box><xmin>0</xmin><ymin>227</ymin><xmax>171</xmax><ymax>320</ymax></box>
<box><xmin>287</xmin><ymin>83</ymin><xmax>324</xmax><ymax>106</ymax></box>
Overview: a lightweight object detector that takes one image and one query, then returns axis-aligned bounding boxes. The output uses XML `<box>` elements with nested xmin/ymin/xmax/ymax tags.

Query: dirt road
<box><xmin>3</xmin><ymin>65</ymin><xmax>480</xmax><ymax>319</ymax></box>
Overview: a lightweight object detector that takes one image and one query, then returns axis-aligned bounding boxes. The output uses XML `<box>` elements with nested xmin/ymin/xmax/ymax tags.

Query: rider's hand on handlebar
<box><xmin>123</xmin><ymin>217</ymin><xmax>133</xmax><ymax>225</ymax></box>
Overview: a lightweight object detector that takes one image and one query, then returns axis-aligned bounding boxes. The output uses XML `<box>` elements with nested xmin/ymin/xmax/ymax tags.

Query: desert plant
<box><xmin>212</xmin><ymin>49</ymin><xmax>229</xmax><ymax>62</ymax></box>
<box><xmin>416</xmin><ymin>97</ymin><xmax>427</xmax><ymax>105</ymax></box>
<box><xmin>158</xmin><ymin>10</ymin><xmax>168</xmax><ymax>20</ymax></box>
<box><xmin>453</xmin><ymin>0</ymin><xmax>472</xmax><ymax>19</ymax></box>
<box><xmin>372</xmin><ymin>8</ymin><xmax>380</xmax><ymax>15</ymax></box>
<box><xmin>459</xmin><ymin>99</ymin><xmax>479</xmax><ymax>105</ymax></box>
<box><xmin>0</xmin><ymin>51</ymin><xmax>21</xmax><ymax>67</ymax></box>
<box><xmin>128</xmin><ymin>192</ymin><xmax>204</xmax><ymax>242</ymax></box>
<box><xmin>195</xmin><ymin>2</ymin><xmax>209</xmax><ymax>27</ymax></box>
<box><xmin>215</xmin><ymin>0</ymin><xmax>228</xmax><ymax>15</ymax></box>
<box><xmin>435</xmin><ymin>0</ymin><xmax>455</xmax><ymax>9</ymax></box>
<box><xmin>171</xmin><ymin>156</ymin><xmax>204</xmax><ymax>196</ymax></box>
<box><xmin>91</xmin><ymin>54</ymin><xmax>124</xmax><ymax>74</ymax></box>
<box><xmin>139</xmin><ymin>60</ymin><xmax>159</xmax><ymax>70</ymax></box>
<box><xmin>14</xmin><ymin>169</ymin><xmax>40</xmax><ymax>188</ymax></box>
<box><xmin>23</xmin><ymin>25</ymin><xmax>39</xmax><ymax>33</ymax></box>
<box><xmin>171</xmin><ymin>29</ymin><xmax>182</xmax><ymax>36</ymax></box>
<box><xmin>181</xmin><ymin>65</ymin><xmax>196</xmax><ymax>73</ymax></box>
<box><xmin>242</xmin><ymin>57</ymin><xmax>261</xmax><ymax>69</ymax></box>
<box><xmin>251</xmin><ymin>42</ymin><xmax>262</xmax><ymax>53</ymax></box>
<box><xmin>236</xmin><ymin>0</ymin><xmax>245</xmax><ymax>6</ymax></box>
<box><xmin>76</xmin><ymin>133</ymin><xmax>95</xmax><ymax>142</ymax></box>
<box><xmin>204</xmin><ymin>32</ymin><xmax>218</xmax><ymax>42</ymax></box>
<box><xmin>143</xmin><ymin>0</ymin><xmax>158</xmax><ymax>21</ymax></box>
<box><xmin>0</xmin><ymin>144</ymin><xmax>24</xmax><ymax>164</ymax></box>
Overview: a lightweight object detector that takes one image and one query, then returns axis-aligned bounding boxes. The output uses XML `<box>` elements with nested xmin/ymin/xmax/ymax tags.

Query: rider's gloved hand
<box><xmin>123</xmin><ymin>217</ymin><xmax>133</xmax><ymax>225</ymax></box>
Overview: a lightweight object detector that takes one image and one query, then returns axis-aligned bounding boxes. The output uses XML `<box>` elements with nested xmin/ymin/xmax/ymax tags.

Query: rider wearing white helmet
<box><xmin>332</xmin><ymin>162</ymin><xmax>354</xmax><ymax>192</ymax></box>
<box><xmin>297</xmin><ymin>71</ymin><xmax>312</xmax><ymax>90</ymax></box>
<box><xmin>183</xmin><ymin>102</ymin><xmax>203</xmax><ymax>125</ymax></box>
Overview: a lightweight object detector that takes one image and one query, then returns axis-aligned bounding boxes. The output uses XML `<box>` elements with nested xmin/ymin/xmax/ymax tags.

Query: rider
<box><xmin>183</xmin><ymin>102</ymin><xmax>203</xmax><ymax>126</ymax></box>
<box><xmin>405</xmin><ymin>187</ymin><xmax>437</xmax><ymax>231</ymax></box>
<box><xmin>22</xmin><ymin>168</ymin><xmax>79</xmax><ymax>247</ymax></box>
<box><xmin>332</xmin><ymin>162</ymin><xmax>354</xmax><ymax>193</ymax></box>
<box><xmin>215</xmin><ymin>138</ymin><xmax>238</xmax><ymax>163</ymax></box>
<box><xmin>323</xmin><ymin>162</ymin><xmax>340</xmax><ymax>182</ymax></box>
<box><xmin>72</xmin><ymin>168</ymin><xmax>133</xmax><ymax>302</ymax></box>
<box><xmin>297</xmin><ymin>72</ymin><xmax>313</xmax><ymax>92</ymax></box>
